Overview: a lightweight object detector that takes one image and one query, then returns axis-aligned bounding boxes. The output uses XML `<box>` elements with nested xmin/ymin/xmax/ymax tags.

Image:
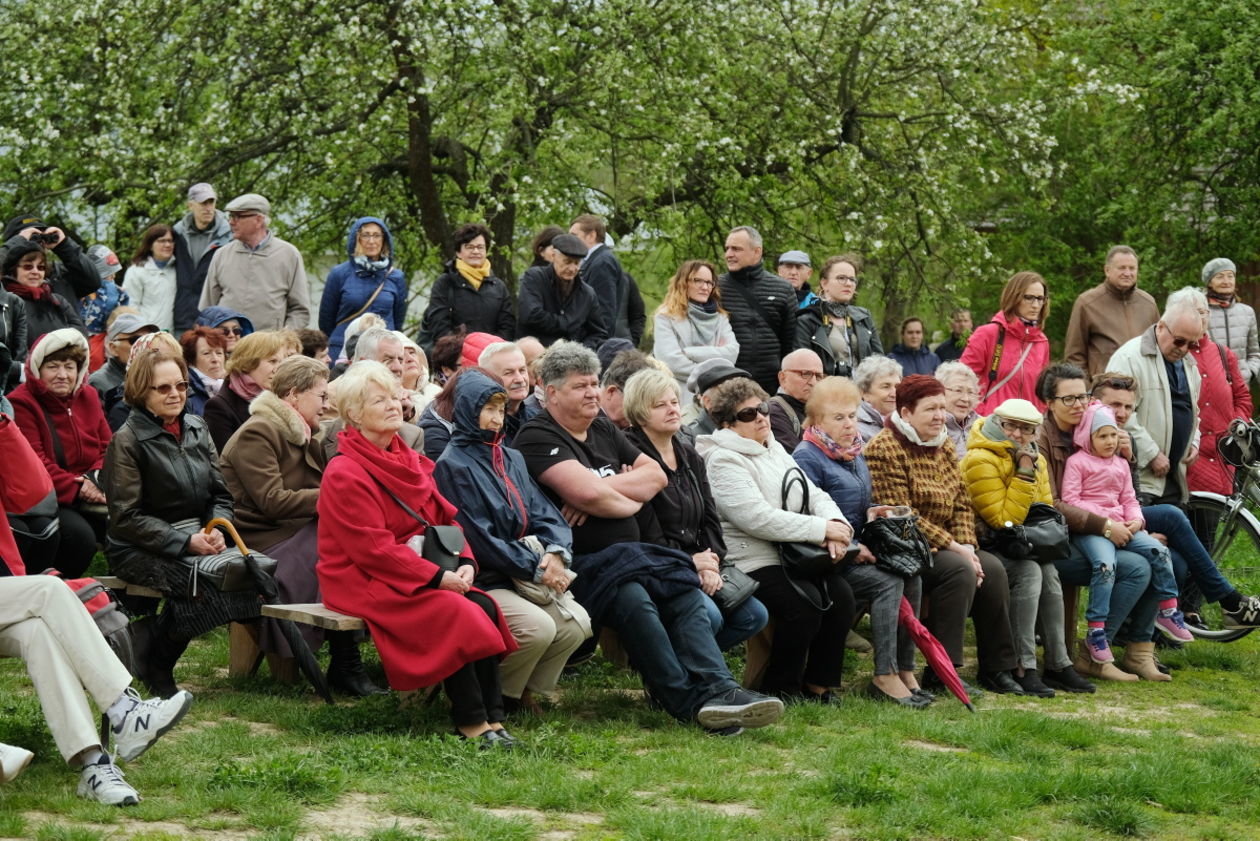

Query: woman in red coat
<box><xmin>961</xmin><ymin>272</ymin><xmax>1051</xmax><ymax>416</ymax></box>
<box><xmin>316</xmin><ymin>360</ymin><xmax>519</xmax><ymax>749</ymax></box>
<box><xmin>8</xmin><ymin>329</ymin><xmax>111</xmax><ymax>576</ymax></box>
<box><xmin>1188</xmin><ymin>305</ymin><xmax>1253</xmax><ymax>496</ymax></box>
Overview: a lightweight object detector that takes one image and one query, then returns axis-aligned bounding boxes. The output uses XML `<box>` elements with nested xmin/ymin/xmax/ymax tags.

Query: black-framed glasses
<box><xmin>228</xmin><ymin>211</ymin><xmax>260</xmax><ymax>221</ymax></box>
<box><xmin>1052</xmin><ymin>393</ymin><xmax>1089</xmax><ymax>407</ymax></box>
<box><xmin>220</xmin><ymin>326</ymin><xmax>244</xmax><ymax>337</ymax></box>
<box><xmin>734</xmin><ymin>402</ymin><xmax>771</xmax><ymax>423</ymax></box>
<box><xmin>999</xmin><ymin>420</ymin><xmax>1040</xmax><ymax>435</ymax></box>
<box><xmin>149</xmin><ymin>381</ymin><xmax>189</xmax><ymax>395</ymax></box>
<box><xmin>1022</xmin><ymin>294</ymin><xmax>1046</xmax><ymax>304</ymax></box>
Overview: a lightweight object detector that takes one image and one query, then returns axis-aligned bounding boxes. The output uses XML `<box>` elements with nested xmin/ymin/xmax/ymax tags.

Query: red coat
<box><xmin>8</xmin><ymin>376</ymin><xmax>111</xmax><ymax>505</ymax></box>
<box><xmin>961</xmin><ymin>311</ymin><xmax>1050</xmax><ymax>416</ymax></box>
<box><xmin>0</xmin><ymin>415</ymin><xmax>54</xmax><ymax>575</ymax></box>
<box><xmin>316</xmin><ymin>426</ymin><xmax>515</xmax><ymax>691</ymax></box>
<box><xmin>1187</xmin><ymin>339</ymin><xmax>1252</xmax><ymax>495</ymax></box>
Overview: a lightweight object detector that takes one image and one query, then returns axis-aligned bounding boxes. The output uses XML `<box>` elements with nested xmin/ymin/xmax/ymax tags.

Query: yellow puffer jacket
<box><xmin>960</xmin><ymin>417</ymin><xmax>1053</xmax><ymax>530</ymax></box>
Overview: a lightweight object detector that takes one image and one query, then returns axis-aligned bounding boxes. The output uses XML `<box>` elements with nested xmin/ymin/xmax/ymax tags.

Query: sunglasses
<box><xmin>1094</xmin><ymin>376</ymin><xmax>1135</xmax><ymax>392</ymax></box>
<box><xmin>220</xmin><ymin>326</ymin><xmax>245</xmax><ymax>337</ymax></box>
<box><xmin>1169</xmin><ymin>335</ymin><xmax>1200</xmax><ymax>350</ymax></box>
<box><xmin>734</xmin><ymin>402</ymin><xmax>771</xmax><ymax>423</ymax></box>
<box><xmin>149</xmin><ymin>381</ymin><xmax>189</xmax><ymax>395</ymax></box>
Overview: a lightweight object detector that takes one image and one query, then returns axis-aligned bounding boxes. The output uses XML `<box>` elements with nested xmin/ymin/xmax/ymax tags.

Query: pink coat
<box><xmin>961</xmin><ymin>311</ymin><xmax>1050</xmax><ymax>416</ymax></box>
<box><xmin>1062</xmin><ymin>403</ymin><xmax>1142</xmax><ymax>525</ymax></box>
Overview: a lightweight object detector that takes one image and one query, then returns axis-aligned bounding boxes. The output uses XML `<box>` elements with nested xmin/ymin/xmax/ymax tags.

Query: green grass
<box><xmin>1</xmin><ymin>624</ymin><xmax>1259</xmax><ymax>840</ymax></box>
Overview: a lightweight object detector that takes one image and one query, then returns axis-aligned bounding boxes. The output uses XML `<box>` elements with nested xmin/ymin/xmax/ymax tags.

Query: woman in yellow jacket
<box><xmin>961</xmin><ymin>398</ymin><xmax>1096</xmax><ymax>696</ymax></box>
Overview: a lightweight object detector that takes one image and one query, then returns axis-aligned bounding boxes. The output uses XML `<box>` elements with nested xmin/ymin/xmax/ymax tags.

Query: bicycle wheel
<box><xmin>1184</xmin><ymin>493</ymin><xmax>1260</xmax><ymax>642</ymax></box>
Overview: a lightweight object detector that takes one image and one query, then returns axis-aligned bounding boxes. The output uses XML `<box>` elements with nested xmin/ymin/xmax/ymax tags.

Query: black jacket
<box><xmin>718</xmin><ymin>264</ymin><xmax>797</xmax><ymax>392</ymax></box>
<box><xmin>0</xmin><ymin>287</ymin><xmax>28</xmax><ymax>385</ymax></box>
<box><xmin>516</xmin><ymin>265</ymin><xmax>609</xmax><ymax>349</ymax></box>
<box><xmin>417</xmin><ymin>261</ymin><xmax>516</xmax><ymax>350</ymax></box>
<box><xmin>795</xmin><ymin>300</ymin><xmax>883</xmax><ymax>377</ymax></box>
<box><xmin>172</xmin><ymin>233</ymin><xmax>221</xmax><ymax>334</ymax></box>
<box><xmin>625</xmin><ymin>428</ymin><xmax>727</xmax><ymax>558</ymax></box>
<box><xmin>203</xmin><ymin>387</ymin><xmax>252</xmax><ymax>454</ymax></box>
<box><xmin>0</xmin><ymin>233</ymin><xmax>98</xmax><ymax>303</ymax></box>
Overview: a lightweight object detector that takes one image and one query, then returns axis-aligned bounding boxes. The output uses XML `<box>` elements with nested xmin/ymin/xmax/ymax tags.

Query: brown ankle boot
<box><xmin>1120</xmin><ymin>641</ymin><xmax>1171</xmax><ymax>682</ymax></box>
<box><xmin>1074</xmin><ymin>641</ymin><xmax>1138</xmax><ymax>682</ymax></box>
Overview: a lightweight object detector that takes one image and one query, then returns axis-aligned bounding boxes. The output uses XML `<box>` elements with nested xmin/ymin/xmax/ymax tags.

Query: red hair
<box><xmin>895</xmin><ymin>374</ymin><xmax>945</xmax><ymax>412</ymax></box>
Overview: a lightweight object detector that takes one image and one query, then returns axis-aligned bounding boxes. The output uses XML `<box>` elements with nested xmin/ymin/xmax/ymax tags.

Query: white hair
<box><xmin>353</xmin><ymin>327</ymin><xmax>402</xmax><ymax>363</ymax></box>
<box><xmin>478</xmin><ymin>341</ymin><xmax>522</xmax><ymax>368</ymax></box>
<box><xmin>1164</xmin><ymin>287</ymin><xmax>1209</xmax><ymax>322</ymax></box>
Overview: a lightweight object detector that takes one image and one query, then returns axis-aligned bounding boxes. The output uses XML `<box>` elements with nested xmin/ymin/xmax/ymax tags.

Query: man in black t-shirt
<box><xmin>517</xmin><ymin>341</ymin><xmax>783</xmax><ymax>733</ymax></box>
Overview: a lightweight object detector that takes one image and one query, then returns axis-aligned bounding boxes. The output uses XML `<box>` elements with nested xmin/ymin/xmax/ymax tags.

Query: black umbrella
<box><xmin>205</xmin><ymin>518</ymin><xmax>334</xmax><ymax>704</ymax></box>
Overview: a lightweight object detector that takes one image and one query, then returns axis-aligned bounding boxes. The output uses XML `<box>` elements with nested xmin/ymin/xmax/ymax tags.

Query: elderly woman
<box><xmin>652</xmin><ymin>260</ymin><xmax>740</xmax><ymax>403</ymax></box>
<box><xmin>418</xmin><ymin>223</ymin><xmax>515</xmax><ymax>351</ymax></box>
<box><xmin>318</xmin><ymin>218</ymin><xmax>408</xmax><ymax>363</ymax></box>
<box><xmin>961</xmin><ymin>398</ymin><xmax>1096</xmax><ymax>695</ymax></box>
<box><xmin>936</xmin><ymin>361</ymin><xmax>981</xmax><ymax>461</ymax></box>
<box><xmin>791</xmin><ymin>376</ymin><xmax>927</xmax><ymax>706</ymax></box>
<box><xmin>853</xmin><ymin>355</ymin><xmax>901</xmax><ymax>443</ymax></box>
<box><xmin>179</xmin><ymin>326</ymin><xmax>228</xmax><ymax>416</ymax></box>
<box><xmin>1035</xmin><ymin>363</ymin><xmax>1158</xmax><ymax>681</ymax></box>
<box><xmin>203</xmin><ymin>330</ymin><xmax>293</xmax><ymax>452</ymax></box>
<box><xmin>125</xmin><ymin>225</ymin><xmax>178</xmax><ymax>332</ymax></box>
<box><xmin>1203</xmin><ymin>258</ymin><xmax>1260</xmax><ymax>386</ymax></box>
<box><xmin>864</xmin><ymin>375</ymin><xmax>1023</xmax><ymax>695</ymax></box>
<box><xmin>3</xmin><ymin>239</ymin><xmax>86</xmax><ymax>345</ymax></box>
<box><xmin>622</xmin><ymin>368</ymin><xmax>769</xmax><ymax>652</ymax></box>
<box><xmin>697</xmin><ymin>377</ymin><xmax>857</xmax><ymax>703</ymax></box>
<box><xmin>102</xmin><ymin>347</ymin><xmax>256</xmax><ymax>696</ymax></box>
<box><xmin>317</xmin><ymin>361</ymin><xmax>519</xmax><ymax>747</ymax></box>
<box><xmin>397</xmin><ymin>332</ymin><xmax>441</xmax><ymax>413</ymax></box>
<box><xmin>8</xmin><ymin>330</ymin><xmax>110</xmax><ymax>577</ymax></box>
<box><xmin>795</xmin><ymin>254</ymin><xmax>882</xmax><ymax>377</ymax></box>
<box><xmin>433</xmin><ymin>369</ymin><xmax>591</xmax><ymax>716</ymax></box>
<box><xmin>961</xmin><ymin>271</ymin><xmax>1051</xmax><ymax>415</ymax></box>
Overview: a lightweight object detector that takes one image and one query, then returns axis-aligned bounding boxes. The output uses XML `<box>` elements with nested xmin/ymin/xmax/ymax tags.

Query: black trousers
<box><xmin>749</xmin><ymin>565</ymin><xmax>857</xmax><ymax>695</ymax></box>
<box><xmin>16</xmin><ymin>505</ymin><xmax>102</xmax><ymax>578</ymax></box>
<box><xmin>442</xmin><ymin>590</ymin><xmax>506</xmax><ymax>727</ymax></box>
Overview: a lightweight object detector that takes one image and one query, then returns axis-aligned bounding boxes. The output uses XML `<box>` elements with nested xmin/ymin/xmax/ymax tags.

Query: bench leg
<box><xmin>742</xmin><ymin>620</ymin><xmax>775</xmax><ymax>690</ymax></box>
<box><xmin>1062</xmin><ymin>585</ymin><xmax>1080</xmax><ymax>658</ymax></box>
<box><xmin>228</xmin><ymin>622</ymin><xmax>262</xmax><ymax>678</ymax></box>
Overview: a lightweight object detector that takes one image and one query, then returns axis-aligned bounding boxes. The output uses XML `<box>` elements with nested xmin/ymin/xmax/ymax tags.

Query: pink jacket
<box><xmin>961</xmin><ymin>310</ymin><xmax>1050</xmax><ymax>416</ymax></box>
<box><xmin>1062</xmin><ymin>403</ymin><xmax>1143</xmax><ymax>525</ymax></box>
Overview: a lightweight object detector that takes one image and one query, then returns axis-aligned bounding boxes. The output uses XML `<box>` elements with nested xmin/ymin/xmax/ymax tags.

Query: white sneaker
<box><xmin>0</xmin><ymin>743</ymin><xmax>34</xmax><ymax>783</ymax></box>
<box><xmin>77</xmin><ymin>754</ymin><xmax>140</xmax><ymax>806</ymax></box>
<box><xmin>113</xmin><ymin>688</ymin><xmax>193</xmax><ymax>762</ymax></box>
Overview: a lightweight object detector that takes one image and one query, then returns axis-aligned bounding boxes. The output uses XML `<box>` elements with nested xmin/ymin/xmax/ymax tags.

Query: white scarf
<box><xmin>890</xmin><ymin>410</ymin><xmax>948</xmax><ymax>448</ymax></box>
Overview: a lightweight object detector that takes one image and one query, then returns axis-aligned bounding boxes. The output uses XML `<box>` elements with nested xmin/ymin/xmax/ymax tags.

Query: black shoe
<box><xmin>1012</xmin><ymin>671</ymin><xmax>1055</xmax><ymax>698</ymax></box>
<box><xmin>921</xmin><ymin>667</ymin><xmax>985</xmax><ymax>700</ymax></box>
<box><xmin>1041</xmin><ymin>666</ymin><xmax>1096</xmax><ymax>694</ymax></box>
<box><xmin>863</xmin><ymin>682</ymin><xmax>930</xmax><ymax>708</ymax></box>
<box><xmin>910</xmin><ymin>687</ymin><xmax>935</xmax><ymax>704</ymax></box>
<box><xmin>326</xmin><ymin>633</ymin><xmax>387</xmax><ymax>697</ymax></box>
<box><xmin>977</xmin><ymin>670</ymin><xmax>1027</xmax><ymax>695</ymax></box>
<box><xmin>696</xmin><ymin>688</ymin><xmax>784</xmax><ymax>730</ymax></box>
<box><xmin>491</xmin><ymin>728</ymin><xmax>519</xmax><ymax>748</ymax></box>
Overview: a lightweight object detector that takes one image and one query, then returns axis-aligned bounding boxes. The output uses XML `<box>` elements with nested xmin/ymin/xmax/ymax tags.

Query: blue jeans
<box><xmin>1073</xmin><ymin>532</ymin><xmax>1176</xmax><ymax>624</ymax></box>
<box><xmin>1055</xmin><ymin>545</ymin><xmax>1158</xmax><ymax>642</ymax></box>
<box><xmin>703</xmin><ymin>594</ymin><xmax>770</xmax><ymax>651</ymax></box>
<box><xmin>1142</xmin><ymin>503</ymin><xmax>1235</xmax><ymax>604</ymax></box>
<box><xmin>605</xmin><ymin>582</ymin><xmax>739</xmax><ymax>722</ymax></box>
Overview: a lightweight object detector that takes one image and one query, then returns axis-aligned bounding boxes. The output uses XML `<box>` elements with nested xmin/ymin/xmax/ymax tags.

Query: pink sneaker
<box><xmin>1086</xmin><ymin>628</ymin><xmax>1114</xmax><ymax>663</ymax></box>
<box><xmin>1155</xmin><ymin>609</ymin><xmax>1194</xmax><ymax>643</ymax></box>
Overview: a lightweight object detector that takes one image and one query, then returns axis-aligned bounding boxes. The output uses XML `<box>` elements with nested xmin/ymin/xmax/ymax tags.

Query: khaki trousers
<box><xmin>0</xmin><ymin>576</ymin><xmax>132</xmax><ymax>763</ymax></box>
<box><xmin>488</xmin><ymin>588</ymin><xmax>591</xmax><ymax>699</ymax></box>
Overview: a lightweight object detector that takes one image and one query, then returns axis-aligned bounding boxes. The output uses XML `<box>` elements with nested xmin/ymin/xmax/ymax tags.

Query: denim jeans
<box><xmin>703</xmin><ymin>594</ymin><xmax>770</xmax><ymax>652</ymax></box>
<box><xmin>998</xmin><ymin>555</ymin><xmax>1071</xmax><ymax>671</ymax></box>
<box><xmin>605</xmin><ymin>582</ymin><xmax>739</xmax><ymax>722</ymax></box>
<box><xmin>1142</xmin><ymin>503</ymin><xmax>1235</xmax><ymax>604</ymax></box>
<box><xmin>1056</xmin><ymin>542</ymin><xmax>1158</xmax><ymax>640</ymax></box>
<box><xmin>1074</xmin><ymin>531</ymin><xmax>1176</xmax><ymax>623</ymax></box>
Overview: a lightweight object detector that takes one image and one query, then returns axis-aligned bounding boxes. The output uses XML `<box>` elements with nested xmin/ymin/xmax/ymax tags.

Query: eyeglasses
<box><xmin>227</xmin><ymin>212</ymin><xmax>260</xmax><ymax>221</ymax></box>
<box><xmin>999</xmin><ymin>420</ymin><xmax>1040</xmax><ymax>435</ymax></box>
<box><xmin>688</xmin><ymin>277</ymin><xmax>716</xmax><ymax>287</ymax></box>
<box><xmin>1022</xmin><ymin>294</ymin><xmax>1046</xmax><ymax>304</ymax></box>
<box><xmin>945</xmin><ymin>386</ymin><xmax>980</xmax><ymax>398</ymax></box>
<box><xmin>358</xmin><ymin>231</ymin><xmax>384</xmax><ymax>240</ymax></box>
<box><xmin>149</xmin><ymin>381</ymin><xmax>189</xmax><ymax>395</ymax></box>
<box><xmin>1159</xmin><ymin>322</ymin><xmax>1202</xmax><ymax>350</ymax></box>
<box><xmin>1094</xmin><ymin>376</ymin><xmax>1134</xmax><ymax>392</ymax></box>
<box><xmin>831</xmin><ymin>275</ymin><xmax>858</xmax><ymax>285</ymax></box>
<box><xmin>220</xmin><ymin>326</ymin><xmax>244</xmax><ymax>337</ymax></box>
<box><xmin>461</xmin><ymin>243</ymin><xmax>487</xmax><ymax>252</ymax></box>
<box><xmin>788</xmin><ymin>370</ymin><xmax>824</xmax><ymax>382</ymax></box>
<box><xmin>1052</xmin><ymin>393</ymin><xmax>1090</xmax><ymax>407</ymax></box>
<box><xmin>734</xmin><ymin>402</ymin><xmax>771</xmax><ymax>423</ymax></box>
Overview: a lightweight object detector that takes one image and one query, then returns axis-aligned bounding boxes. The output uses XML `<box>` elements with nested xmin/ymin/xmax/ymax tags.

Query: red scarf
<box><xmin>4</xmin><ymin>280</ymin><xmax>52</xmax><ymax>302</ymax></box>
<box><xmin>802</xmin><ymin>424</ymin><xmax>863</xmax><ymax>461</ymax></box>
<box><xmin>162</xmin><ymin>418</ymin><xmax>183</xmax><ymax>441</ymax></box>
<box><xmin>227</xmin><ymin>371</ymin><xmax>264</xmax><ymax>403</ymax></box>
<box><xmin>337</xmin><ymin>426</ymin><xmax>458</xmax><ymax>526</ymax></box>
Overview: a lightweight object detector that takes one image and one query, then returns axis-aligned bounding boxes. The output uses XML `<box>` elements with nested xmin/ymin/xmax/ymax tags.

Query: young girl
<box><xmin>1062</xmin><ymin>403</ymin><xmax>1193</xmax><ymax>664</ymax></box>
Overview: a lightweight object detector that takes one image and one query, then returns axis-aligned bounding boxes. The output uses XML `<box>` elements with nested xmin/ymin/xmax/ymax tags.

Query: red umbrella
<box><xmin>898</xmin><ymin>596</ymin><xmax>975</xmax><ymax>712</ymax></box>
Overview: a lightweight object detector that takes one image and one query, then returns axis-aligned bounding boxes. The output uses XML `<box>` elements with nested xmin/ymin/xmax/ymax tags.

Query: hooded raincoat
<box><xmin>318</xmin><ymin>217</ymin><xmax>408</xmax><ymax>362</ymax></box>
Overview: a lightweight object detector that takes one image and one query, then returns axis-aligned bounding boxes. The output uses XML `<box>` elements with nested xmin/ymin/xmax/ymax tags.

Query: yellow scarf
<box><xmin>455</xmin><ymin>258</ymin><xmax>491</xmax><ymax>291</ymax></box>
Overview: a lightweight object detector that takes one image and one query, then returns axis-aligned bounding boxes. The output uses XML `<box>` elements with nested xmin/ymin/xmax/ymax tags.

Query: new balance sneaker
<box><xmin>0</xmin><ymin>743</ymin><xmax>34</xmax><ymax>783</ymax></box>
<box><xmin>77</xmin><ymin>754</ymin><xmax>139</xmax><ymax>806</ymax></box>
<box><xmin>1155</xmin><ymin>609</ymin><xmax>1194</xmax><ymax>643</ymax></box>
<box><xmin>1085</xmin><ymin>628</ymin><xmax>1114</xmax><ymax>663</ymax></box>
<box><xmin>1223</xmin><ymin>595</ymin><xmax>1260</xmax><ymax>630</ymax></box>
<box><xmin>696</xmin><ymin>688</ymin><xmax>784</xmax><ymax>730</ymax></box>
<box><xmin>112</xmin><ymin>688</ymin><xmax>193</xmax><ymax>762</ymax></box>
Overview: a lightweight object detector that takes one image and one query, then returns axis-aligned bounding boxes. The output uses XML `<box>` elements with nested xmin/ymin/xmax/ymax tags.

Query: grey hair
<box><xmin>1164</xmin><ymin>287</ymin><xmax>1209</xmax><ymax>322</ymax></box>
<box><xmin>852</xmin><ymin>354</ymin><xmax>903</xmax><ymax>393</ymax></box>
<box><xmin>535</xmin><ymin>340</ymin><xmax>600</xmax><ymax>389</ymax></box>
<box><xmin>622</xmin><ymin>368</ymin><xmax>680</xmax><ymax>428</ymax></box>
<box><xmin>1105</xmin><ymin>245</ymin><xmax>1137</xmax><ymax>266</ymax></box>
<box><xmin>728</xmin><ymin>225</ymin><xmax>763</xmax><ymax>250</ymax></box>
<box><xmin>269</xmin><ymin>355</ymin><xmax>329</xmax><ymax>399</ymax></box>
<box><xmin>353</xmin><ymin>327</ymin><xmax>401</xmax><ymax>363</ymax></box>
<box><xmin>343</xmin><ymin>312</ymin><xmax>386</xmax><ymax>347</ymax></box>
<box><xmin>478</xmin><ymin>341</ymin><xmax>522</xmax><ymax>368</ymax></box>
<box><xmin>934</xmin><ymin>360</ymin><xmax>978</xmax><ymax>388</ymax></box>
<box><xmin>333</xmin><ymin>360</ymin><xmax>398</xmax><ymax>427</ymax></box>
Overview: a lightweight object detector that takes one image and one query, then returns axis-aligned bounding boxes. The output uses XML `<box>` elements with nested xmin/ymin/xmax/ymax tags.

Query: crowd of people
<box><xmin>3</xmin><ymin>190</ymin><xmax>1260</xmax><ymax>803</ymax></box>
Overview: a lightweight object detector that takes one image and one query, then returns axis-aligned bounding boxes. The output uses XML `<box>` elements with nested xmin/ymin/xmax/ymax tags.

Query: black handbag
<box><xmin>710</xmin><ymin>562</ymin><xmax>759</xmax><ymax>614</ymax></box>
<box><xmin>981</xmin><ymin>502</ymin><xmax>1069</xmax><ymax>563</ymax></box>
<box><xmin>170</xmin><ymin>519</ymin><xmax>279</xmax><ymax>594</ymax></box>
<box><xmin>862</xmin><ymin>514</ymin><xmax>932</xmax><ymax>578</ymax></box>
<box><xmin>372</xmin><ymin>477</ymin><xmax>467</xmax><ymax>573</ymax></box>
<box><xmin>775</xmin><ymin>467</ymin><xmax>836</xmax><ymax>611</ymax></box>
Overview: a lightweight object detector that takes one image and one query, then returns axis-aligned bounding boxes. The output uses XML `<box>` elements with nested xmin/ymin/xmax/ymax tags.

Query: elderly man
<box><xmin>719</xmin><ymin>226</ymin><xmax>797</xmax><ymax>393</ymax></box>
<box><xmin>776</xmin><ymin>249</ymin><xmax>814</xmax><ymax>306</ymax></box>
<box><xmin>597</xmin><ymin>350</ymin><xmax>655</xmax><ymax>430</ymax></box>
<box><xmin>516</xmin><ymin>234</ymin><xmax>608</xmax><ymax>349</ymax></box>
<box><xmin>478</xmin><ymin>340</ymin><xmax>540</xmax><ymax>443</ymax></box>
<box><xmin>516</xmin><ymin>341</ymin><xmax>784</xmax><ymax>734</ymax></box>
<box><xmin>173</xmin><ymin>183</ymin><xmax>233</xmax><ymax>333</ymax></box>
<box><xmin>88</xmin><ymin>313</ymin><xmax>159</xmax><ymax>416</ymax></box>
<box><xmin>323</xmin><ymin>327</ymin><xmax>423</xmax><ymax>457</ymax></box>
<box><xmin>1065</xmin><ymin>246</ymin><xmax>1159</xmax><ymax>379</ymax></box>
<box><xmin>199</xmin><ymin>193</ymin><xmax>310</xmax><ymax>331</ymax></box>
<box><xmin>769</xmin><ymin>348</ymin><xmax>824</xmax><ymax>451</ymax></box>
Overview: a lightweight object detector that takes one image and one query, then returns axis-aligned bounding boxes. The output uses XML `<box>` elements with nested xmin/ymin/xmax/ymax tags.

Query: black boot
<box><xmin>144</xmin><ymin>633</ymin><xmax>189</xmax><ymax>699</ymax></box>
<box><xmin>326</xmin><ymin>632</ymin><xmax>386</xmax><ymax>697</ymax></box>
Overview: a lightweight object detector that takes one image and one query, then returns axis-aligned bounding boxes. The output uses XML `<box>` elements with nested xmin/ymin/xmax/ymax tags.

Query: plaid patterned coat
<box><xmin>864</xmin><ymin>424</ymin><xmax>977</xmax><ymax>549</ymax></box>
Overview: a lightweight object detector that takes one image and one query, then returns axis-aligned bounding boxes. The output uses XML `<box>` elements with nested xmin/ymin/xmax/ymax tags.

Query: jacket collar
<box><xmin>249</xmin><ymin>389</ymin><xmax>311</xmax><ymax>447</ymax></box>
<box><xmin>1138</xmin><ymin>324</ymin><xmax>1160</xmax><ymax>357</ymax></box>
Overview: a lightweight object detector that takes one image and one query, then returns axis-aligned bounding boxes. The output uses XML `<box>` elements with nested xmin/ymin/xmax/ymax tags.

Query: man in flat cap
<box><xmin>515</xmin><ymin>233</ymin><xmax>609</xmax><ymax>350</ymax></box>
<box><xmin>199</xmin><ymin>193</ymin><xmax>310</xmax><ymax>331</ymax></box>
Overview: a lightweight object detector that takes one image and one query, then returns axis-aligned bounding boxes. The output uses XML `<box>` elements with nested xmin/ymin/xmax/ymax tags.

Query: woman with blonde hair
<box><xmin>203</xmin><ymin>331</ymin><xmax>295</xmax><ymax>452</ymax></box>
<box><xmin>652</xmin><ymin>259</ymin><xmax>739</xmax><ymax>402</ymax></box>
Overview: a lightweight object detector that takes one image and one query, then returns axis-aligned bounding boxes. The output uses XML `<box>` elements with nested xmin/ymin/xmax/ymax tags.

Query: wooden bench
<box><xmin>260</xmin><ymin>603</ymin><xmax>366</xmax><ymax>631</ymax></box>
<box><xmin>96</xmin><ymin>575</ymin><xmax>162</xmax><ymax>600</ymax></box>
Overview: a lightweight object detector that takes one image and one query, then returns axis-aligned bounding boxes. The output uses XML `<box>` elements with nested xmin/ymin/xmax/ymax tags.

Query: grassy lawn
<box><xmin>0</xmin><ymin>623</ymin><xmax>1257</xmax><ymax>841</ymax></box>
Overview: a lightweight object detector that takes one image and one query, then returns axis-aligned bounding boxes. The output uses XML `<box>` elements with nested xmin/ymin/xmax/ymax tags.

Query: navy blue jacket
<box><xmin>888</xmin><ymin>343</ymin><xmax>941</xmax><ymax>377</ymax></box>
<box><xmin>318</xmin><ymin>217</ymin><xmax>408</xmax><ymax>362</ymax></box>
<box><xmin>792</xmin><ymin>439</ymin><xmax>872</xmax><ymax>543</ymax></box>
<box><xmin>432</xmin><ymin>371</ymin><xmax>573</xmax><ymax>590</ymax></box>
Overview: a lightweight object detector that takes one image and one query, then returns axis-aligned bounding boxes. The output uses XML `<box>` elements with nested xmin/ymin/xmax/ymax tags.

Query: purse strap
<box><xmin>780</xmin><ymin>466</ymin><xmax>811</xmax><ymax>514</ymax></box>
<box><xmin>335</xmin><ymin>279</ymin><xmax>388</xmax><ymax>327</ymax></box>
<box><xmin>356</xmin><ymin>462</ymin><xmax>432</xmax><ymax>528</ymax></box>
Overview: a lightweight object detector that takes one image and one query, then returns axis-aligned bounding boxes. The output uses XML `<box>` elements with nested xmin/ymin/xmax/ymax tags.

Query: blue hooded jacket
<box><xmin>318</xmin><ymin>217</ymin><xmax>408</xmax><ymax>362</ymax></box>
<box><xmin>195</xmin><ymin>305</ymin><xmax>256</xmax><ymax>335</ymax></box>
<box><xmin>432</xmin><ymin>370</ymin><xmax>573</xmax><ymax>589</ymax></box>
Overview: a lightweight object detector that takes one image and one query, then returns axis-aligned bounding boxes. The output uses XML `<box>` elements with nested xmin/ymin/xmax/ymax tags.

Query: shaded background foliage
<box><xmin>2</xmin><ymin>0</ymin><xmax>1255</xmax><ymax>351</ymax></box>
